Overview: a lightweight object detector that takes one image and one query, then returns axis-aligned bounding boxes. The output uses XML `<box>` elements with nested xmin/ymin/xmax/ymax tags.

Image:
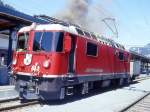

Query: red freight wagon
<box><xmin>11</xmin><ymin>23</ymin><xmax>131</xmax><ymax>100</ymax></box>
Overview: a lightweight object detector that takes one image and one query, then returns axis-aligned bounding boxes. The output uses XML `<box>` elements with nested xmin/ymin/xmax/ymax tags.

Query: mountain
<box><xmin>129</xmin><ymin>43</ymin><xmax>150</xmax><ymax>57</ymax></box>
<box><xmin>145</xmin><ymin>43</ymin><xmax>150</xmax><ymax>48</ymax></box>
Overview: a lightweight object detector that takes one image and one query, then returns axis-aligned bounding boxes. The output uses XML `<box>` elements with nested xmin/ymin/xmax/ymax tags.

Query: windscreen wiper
<box><xmin>39</xmin><ymin>31</ymin><xmax>45</xmax><ymax>51</ymax></box>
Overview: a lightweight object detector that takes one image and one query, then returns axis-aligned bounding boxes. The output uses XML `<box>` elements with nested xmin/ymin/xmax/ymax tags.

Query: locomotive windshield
<box><xmin>16</xmin><ymin>33</ymin><xmax>29</xmax><ymax>51</ymax></box>
<box><xmin>33</xmin><ymin>32</ymin><xmax>64</xmax><ymax>52</ymax></box>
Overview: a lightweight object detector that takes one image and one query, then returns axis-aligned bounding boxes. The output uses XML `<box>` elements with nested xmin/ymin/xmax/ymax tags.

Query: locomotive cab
<box><xmin>12</xmin><ymin>24</ymin><xmax>76</xmax><ymax>100</ymax></box>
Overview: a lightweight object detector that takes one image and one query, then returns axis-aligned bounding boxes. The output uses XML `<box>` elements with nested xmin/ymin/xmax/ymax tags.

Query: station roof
<box><xmin>130</xmin><ymin>51</ymin><xmax>150</xmax><ymax>63</ymax></box>
<box><xmin>0</xmin><ymin>5</ymin><xmax>48</xmax><ymax>31</ymax></box>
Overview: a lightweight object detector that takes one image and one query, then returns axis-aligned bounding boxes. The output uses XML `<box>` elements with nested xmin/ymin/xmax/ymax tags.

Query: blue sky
<box><xmin>3</xmin><ymin>0</ymin><xmax>150</xmax><ymax>49</ymax></box>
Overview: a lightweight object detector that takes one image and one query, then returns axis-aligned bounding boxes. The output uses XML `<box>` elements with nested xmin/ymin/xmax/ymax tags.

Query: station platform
<box><xmin>0</xmin><ymin>85</ymin><xmax>18</xmax><ymax>101</ymax></box>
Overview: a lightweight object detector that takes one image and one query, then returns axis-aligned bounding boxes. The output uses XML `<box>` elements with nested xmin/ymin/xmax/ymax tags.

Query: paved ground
<box><xmin>5</xmin><ymin>75</ymin><xmax>150</xmax><ymax>112</ymax></box>
<box><xmin>0</xmin><ymin>85</ymin><xmax>18</xmax><ymax>100</ymax></box>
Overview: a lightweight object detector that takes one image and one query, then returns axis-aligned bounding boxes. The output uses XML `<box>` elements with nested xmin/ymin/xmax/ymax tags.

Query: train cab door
<box><xmin>68</xmin><ymin>35</ymin><xmax>76</xmax><ymax>74</ymax></box>
<box><xmin>64</xmin><ymin>34</ymin><xmax>76</xmax><ymax>75</ymax></box>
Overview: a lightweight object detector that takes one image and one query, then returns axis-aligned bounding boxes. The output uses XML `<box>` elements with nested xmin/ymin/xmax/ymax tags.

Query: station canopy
<box><xmin>130</xmin><ymin>51</ymin><xmax>150</xmax><ymax>63</ymax></box>
<box><xmin>0</xmin><ymin>5</ymin><xmax>48</xmax><ymax>31</ymax></box>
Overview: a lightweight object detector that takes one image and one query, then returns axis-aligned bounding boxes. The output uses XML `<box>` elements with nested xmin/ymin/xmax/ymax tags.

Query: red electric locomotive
<box><xmin>11</xmin><ymin>22</ymin><xmax>131</xmax><ymax>100</ymax></box>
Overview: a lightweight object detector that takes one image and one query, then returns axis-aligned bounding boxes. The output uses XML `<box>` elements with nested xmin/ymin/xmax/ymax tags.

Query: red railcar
<box><xmin>11</xmin><ymin>23</ymin><xmax>131</xmax><ymax>100</ymax></box>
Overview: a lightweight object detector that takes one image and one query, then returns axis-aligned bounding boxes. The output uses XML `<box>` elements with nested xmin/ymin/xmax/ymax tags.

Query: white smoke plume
<box><xmin>55</xmin><ymin>0</ymin><xmax>113</xmax><ymax>35</ymax></box>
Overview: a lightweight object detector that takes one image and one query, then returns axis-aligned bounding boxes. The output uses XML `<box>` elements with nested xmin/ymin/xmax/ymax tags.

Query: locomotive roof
<box><xmin>18</xmin><ymin>23</ymin><xmax>125</xmax><ymax>50</ymax></box>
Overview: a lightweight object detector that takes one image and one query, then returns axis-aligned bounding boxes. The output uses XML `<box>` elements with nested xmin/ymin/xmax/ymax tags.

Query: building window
<box><xmin>86</xmin><ymin>42</ymin><xmax>98</xmax><ymax>56</ymax></box>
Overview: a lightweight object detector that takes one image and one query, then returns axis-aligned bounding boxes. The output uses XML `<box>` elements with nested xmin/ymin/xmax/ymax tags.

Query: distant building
<box><xmin>130</xmin><ymin>43</ymin><xmax>150</xmax><ymax>58</ymax></box>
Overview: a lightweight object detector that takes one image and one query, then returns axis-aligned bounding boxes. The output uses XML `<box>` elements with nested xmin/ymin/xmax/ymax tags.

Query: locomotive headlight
<box><xmin>43</xmin><ymin>60</ymin><xmax>50</xmax><ymax>68</ymax></box>
<box><xmin>12</xmin><ymin>58</ymin><xmax>17</xmax><ymax>65</ymax></box>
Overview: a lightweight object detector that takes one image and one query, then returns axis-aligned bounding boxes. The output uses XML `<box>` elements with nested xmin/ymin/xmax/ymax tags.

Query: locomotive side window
<box><xmin>86</xmin><ymin>42</ymin><xmax>98</xmax><ymax>57</ymax></box>
<box><xmin>118</xmin><ymin>52</ymin><xmax>124</xmax><ymax>60</ymax></box>
<box><xmin>54</xmin><ymin>32</ymin><xmax>64</xmax><ymax>52</ymax></box>
<box><xmin>33</xmin><ymin>32</ymin><xmax>52</xmax><ymax>52</ymax></box>
<box><xmin>17</xmin><ymin>33</ymin><xmax>29</xmax><ymax>51</ymax></box>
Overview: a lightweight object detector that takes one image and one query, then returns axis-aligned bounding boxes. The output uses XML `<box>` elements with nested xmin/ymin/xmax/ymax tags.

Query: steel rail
<box><xmin>0</xmin><ymin>97</ymin><xmax>19</xmax><ymax>103</ymax></box>
<box><xmin>119</xmin><ymin>91</ymin><xmax>150</xmax><ymax>112</ymax></box>
<box><xmin>0</xmin><ymin>99</ymin><xmax>39</xmax><ymax>111</ymax></box>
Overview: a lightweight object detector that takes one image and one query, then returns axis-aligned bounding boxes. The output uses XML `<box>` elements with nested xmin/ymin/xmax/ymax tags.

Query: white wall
<box><xmin>0</xmin><ymin>38</ymin><xmax>8</xmax><ymax>49</ymax></box>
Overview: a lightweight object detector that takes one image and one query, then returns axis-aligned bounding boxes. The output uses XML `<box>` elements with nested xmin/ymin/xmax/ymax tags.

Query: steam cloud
<box><xmin>55</xmin><ymin>0</ymin><xmax>113</xmax><ymax>35</ymax></box>
<box><xmin>56</xmin><ymin>0</ymin><xmax>90</xmax><ymax>28</ymax></box>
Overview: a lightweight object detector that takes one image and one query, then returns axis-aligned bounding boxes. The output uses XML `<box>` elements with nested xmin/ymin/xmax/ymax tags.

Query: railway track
<box><xmin>120</xmin><ymin>91</ymin><xmax>150</xmax><ymax>112</ymax></box>
<box><xmin>0</xmin><ymin>97</ymin><xmax>19</xmax><ymax>103</ymax></box>
<box><xmin>118</xmin><ymin>76</ymin><xmax>150</xmax><ymax>112</ymax></box>
<box><xmin>0</xmin><ymin>97</ymin><xmax>39</xmax><ymax>111</ymax></box>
